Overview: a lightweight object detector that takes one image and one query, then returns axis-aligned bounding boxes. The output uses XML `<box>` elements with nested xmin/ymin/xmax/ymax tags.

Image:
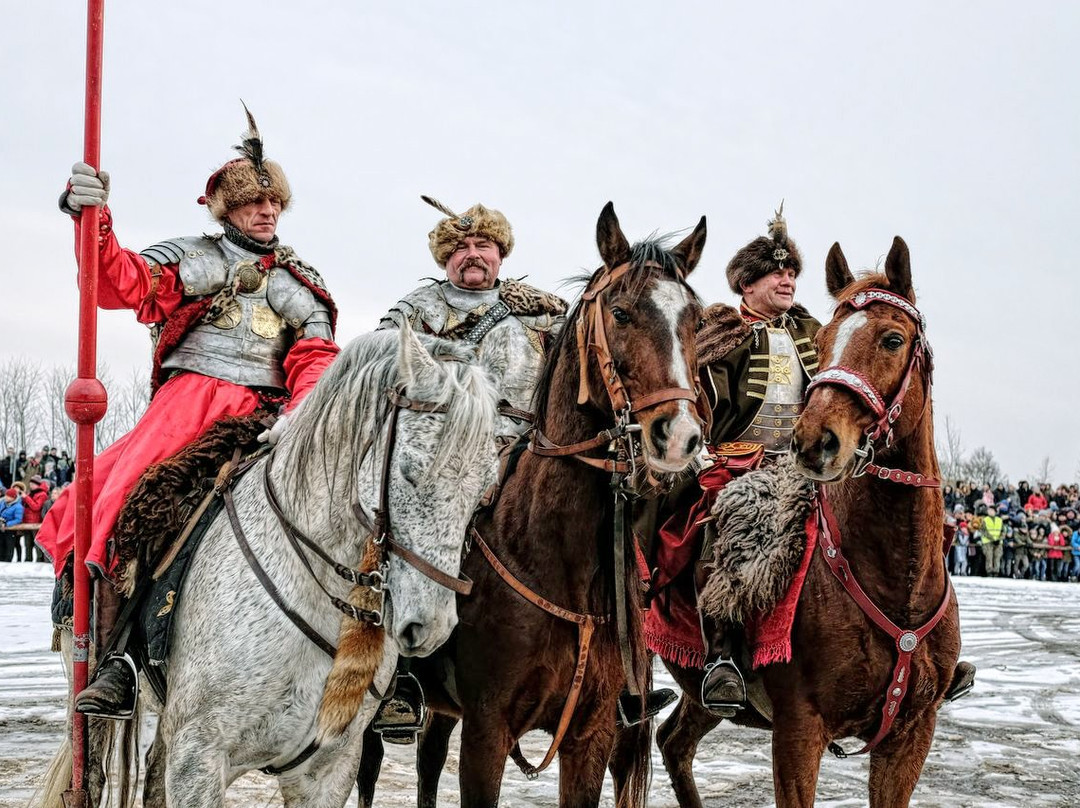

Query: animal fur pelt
<box><xmin>112</xmin><ymin>413</ymin><xmax>270</xmax><ymax>597</ymax></box>
<box><xmin>696</xmin><ymin>302</ymin><xmax>815</xmax><ymax>367</ymax></box>
<box><xmin>698</xmin><ymin>455</ymin><xmax>815</xmax><ymax>625</ymax></box>
<box><xmin>317</xmin><ymin>539</ymin><xmax>386</xmax><ymax>740</ymax></box>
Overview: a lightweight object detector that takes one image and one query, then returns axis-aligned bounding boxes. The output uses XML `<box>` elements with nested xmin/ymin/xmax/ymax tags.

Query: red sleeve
<box><xmin>283</xmin><ymin>337</ymin><xmax>340</xmax><ymax>410</ymax></box>
<box><xmin>72</xmin><ymin>206</ymin><xmax>184</xmax><ymax>323</ymax></box>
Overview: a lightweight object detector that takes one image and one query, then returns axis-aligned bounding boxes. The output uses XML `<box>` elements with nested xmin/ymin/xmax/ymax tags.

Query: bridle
<box><xmin>802</xmin><ymin>288</ymin><xmax>952</xmax><ymax>757</ymax></box>
<box><xmin>804</xmin><ymin>288</ymin><xmax>939</xmax><ymax>488</ymax></box>
<box><xmin>482</xmin><ymin>259</ymin><xmax>705</xmax><ymax>778</ymax></box>
<box><xmin>528</xmin><ymin>260</ymin><xmax>705</xmax><ymax>474</ymax></box>
<box><xmin>228</xmin><ymin>385</ymin><xmax>474</xmax><ymax>661</ymax></box>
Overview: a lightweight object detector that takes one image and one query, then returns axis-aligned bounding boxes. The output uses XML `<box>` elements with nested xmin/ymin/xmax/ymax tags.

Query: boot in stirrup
<box><xmin>942</xmin><ymin>660</ymin><xmax>976</xmax><ymax>704</ymax></box>
<box><xmin>74</xmin><ymin>653</ymin><xmax>138</xmax><ymax>720</ymax></box>
<box><xmin>701</xmin><ymin>657</ymin><xmax>746</xmax><ymax>717</ymax></box>
<box><xmin>616</xmin><ymin>686</ymin><xmax>678</xmax><ymax>727</ymax></box>
<box><xmin>371</xmin><ymin>669</ymin><xmax>426</xmax><ymax>744</ymax></box>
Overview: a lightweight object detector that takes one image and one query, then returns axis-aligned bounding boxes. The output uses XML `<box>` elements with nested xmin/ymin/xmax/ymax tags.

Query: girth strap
<box><xmin>472</xmin><ymin>527</ymin><xmax>608</xmax><ymax>779</ymax></box>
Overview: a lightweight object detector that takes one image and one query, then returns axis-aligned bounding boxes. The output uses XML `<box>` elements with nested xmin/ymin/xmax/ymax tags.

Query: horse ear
<box><xmin>825</xmin><ymin>242</ymin><xmax>854</xmax><ymax>298</ymax></box>
<box><xmin>670</xmin><ymin>216</ymin><xmax>707</xmax><ymax>278</ymax></box>
<box><xmin>396</xmin><ymin>318</ymin><xmax>438</xmax><ymax>386</ymax></box>
<box><xmin>596</xmin><ymin>201</ymin><xmax>630</xmax><ymax>269</ymax></box>
<box><xmin>884</xmin><ymin>236</ymin><xmax>914</xmax><ymax>301</ymax></box>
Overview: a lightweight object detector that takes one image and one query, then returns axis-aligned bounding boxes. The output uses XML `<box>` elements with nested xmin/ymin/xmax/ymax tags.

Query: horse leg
<box><xmin>417</xmin><ymin>713</ymin><xmax>458</xmax><ymax>808</ymax></box>
<box><xmin>867</xmin><ymin>715</ymin><xmax>937</xmax><ymax>808</ymax></box>
<box><xmin>655</xmin><ymin>694</ymin><xmax>722</xmax><ymax>808</ymax></box>
<box><xmin>355</xmin><ymin>724</ymin><xmax>384</xmax><ymax>808</ymax></box>
<box><xmin>556</xmin><ymin>727</ymin><xmax>615</xmax><ymax>808</ymax></box>
<box><xmin>608</xmin><ymin>719</ymin><xmax>651</xmax><ymax>808</ymax></box>
<box><xmin>164</xmin><ymin>724</ymin><xmax>226</xmax><ymax>808</ymax></box>
<box><xmin>770</xmin><ymin>713</ymin><xmax>827</xmax><ymax>808</ymax></box>
<box><xmin>143</xmin><ymin>727</ymin><xmax>168</xmax><ymax>808</ymax></box>
<box><xmin>457</xmin><ymin>716</ymin><xmax>513</xmax><ymax>808</ymax></box>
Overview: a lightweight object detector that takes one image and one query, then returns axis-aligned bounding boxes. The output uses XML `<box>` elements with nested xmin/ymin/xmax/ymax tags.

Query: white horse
<box><xmin>38</xmin><ymin>324</ymin><xmax>500</xmax><ymax>808</ymax></box>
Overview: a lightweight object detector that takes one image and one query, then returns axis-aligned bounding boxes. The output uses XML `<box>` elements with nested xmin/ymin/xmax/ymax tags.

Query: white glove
<box><xmin>65</xmin><ymin>162</ymin><xmax>110</xmax><ymax>212</ymax></box>
<box><xmin>257</xmin><ymin>413</ymin><xmax>289</xmax><ymax>446</ymax></box>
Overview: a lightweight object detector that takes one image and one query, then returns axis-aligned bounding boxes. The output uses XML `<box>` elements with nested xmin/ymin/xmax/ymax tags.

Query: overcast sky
<box><xmin>2</xmin><ymin>1</ymin><xmax>1077</xmax><ymax>482</ymax></box>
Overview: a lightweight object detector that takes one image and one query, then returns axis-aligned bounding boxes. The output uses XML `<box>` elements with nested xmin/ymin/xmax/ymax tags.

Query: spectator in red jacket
<box><xmin>21</xmin><ymin>477</ymin><xmax>49</xmax><ymax>524</ymax></box>
<box><xmin>1026</xmin><ymin>489</ymin><xmax>1049</xmax><ymax>511</ymax></box>
<box><xmin>1047</xmin><ymin>525</ymin><xmax>1067</xmax><ymax>581</ymax></box>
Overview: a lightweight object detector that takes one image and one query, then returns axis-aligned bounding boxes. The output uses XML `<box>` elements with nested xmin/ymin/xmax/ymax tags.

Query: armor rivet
<box><xmin>753</xmin><ymin>428</ymin><xmax>761</xmax><ymax>436</ymax></box>
<box><xmin>774</xmin><ymin>405</ymin><xmax>783</xmax><ymax>412</ymax></box>
<box><xmin>185</xmin><ymin>286</ymin><xmax>194</xmax><ymax>294</ymax></box>
<box><xmin>197</xmin><ymin>250</ymin><xmax>204</xmax><ymax>256</ymax></box>
<box><xmin>187</xmin><ymin>251</ymin><xmax>197</xmax><ymax>257</ymax></box>
<box><xmin>773</xmin><ymin>431</ymin><xmax>781</xmax><ymax>438</ymax></box>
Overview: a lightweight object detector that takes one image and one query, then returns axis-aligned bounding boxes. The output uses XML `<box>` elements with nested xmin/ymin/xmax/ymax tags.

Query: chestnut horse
<box><xmin>613</xmin><ymin>237</ymin><xmax>962</xmax><ymax>807</ymax></box>
<box><xmin>357</xmin><ymin>203</ymin><xmax>708</xmax><ymax>808</ymax></box>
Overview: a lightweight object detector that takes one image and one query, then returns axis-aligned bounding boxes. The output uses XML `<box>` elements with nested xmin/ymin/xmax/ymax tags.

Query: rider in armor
<box><xmin>372</xmin><ymin>196</ymin><xmax>566</xmax><ymax>740</ymax></box>
<box><xmin>38</xmin><ymin>108</ymin><xmax>340</xmax><ymax>719</ymax></box>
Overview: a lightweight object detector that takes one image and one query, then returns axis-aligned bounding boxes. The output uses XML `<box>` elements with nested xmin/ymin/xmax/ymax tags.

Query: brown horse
<box><xmin>357</xmin><ymin>202</ymin><xmax>708</xmax><ymax>808</ymax></box>
<box><xmin>613</xmin><ymin>237</ymin><xmax>963</xmax><ymax>808</ymax></box>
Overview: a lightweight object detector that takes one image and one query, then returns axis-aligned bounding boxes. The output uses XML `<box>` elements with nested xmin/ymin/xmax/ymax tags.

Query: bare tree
<box><xmin>94</xmin><ymin>363</ymin><xmax>122</xmax><ymax>453</ymax></box>
<box><xmin>0</xmin><ymin>358</ymin><xmax>44</xmax><ymax>452</ymax></box>
<box><xmin>45</xmin><ymin>365</ymin><xmax>77</xmax><ymax>451</ymax></box>
<box><xmin>1032</xmin><ymin>455</ymin><xmax>1056</xmax><ymax>488</ymax></box>
<box><xmin>936</xmin><ymin>415</ymin><xmax>966</xmax><ymax>485</ymax></box>
<box><xmin>113</xmin><ymin>365</ymin><xmax>151</xmax><ymax>433</ymax></box>
<box><xmin>962</xmin><ymin>446</ymin><xmax>1003</xmax><ymax>488</ymax></box>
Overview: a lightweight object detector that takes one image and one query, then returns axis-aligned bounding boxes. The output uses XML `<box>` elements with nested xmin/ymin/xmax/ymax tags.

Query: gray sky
<box><xmin>3</xmin><ymin>1</ymin><xmax>1077</xmax><ymax>482</ymax></box>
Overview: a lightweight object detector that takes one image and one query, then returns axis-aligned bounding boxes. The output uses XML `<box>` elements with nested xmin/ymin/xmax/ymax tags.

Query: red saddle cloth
<box><xmin>644</xmin><ymin>450</ymin><xmax>818</xmax><ymax>670</ymax></box>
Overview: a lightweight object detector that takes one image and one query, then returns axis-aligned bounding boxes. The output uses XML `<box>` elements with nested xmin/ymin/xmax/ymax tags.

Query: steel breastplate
<box><xmin>734</xmin><ymin>326</ymin><xmax>808</xmax><ymax>454</ymax></box>
<box><xmin>162</xmin><ymin>253</ymin><xmax>291</xmax><ymax>390</ymax></box>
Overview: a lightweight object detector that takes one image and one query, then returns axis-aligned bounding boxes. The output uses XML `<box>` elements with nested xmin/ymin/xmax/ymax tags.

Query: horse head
<box><xmin>793</xmin><ymin>236</ymin><xmax>934</xmax><ymax>482</ymax></box>
<box><xmin>543</xmin><ymin>202</ymin><xmax>706</xmax><ymax>474</ymax></box>
<box><xmin>356</xmin><ymin>324</ymin><xmax>499</xmax><ymax>656</ymax></box>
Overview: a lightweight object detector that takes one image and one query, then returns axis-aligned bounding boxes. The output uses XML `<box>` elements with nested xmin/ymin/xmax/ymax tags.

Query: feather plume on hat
<box><xmin>236</xmin><ymin>101</ymin><xmax>265</xmax><ymax>174</ymax></box>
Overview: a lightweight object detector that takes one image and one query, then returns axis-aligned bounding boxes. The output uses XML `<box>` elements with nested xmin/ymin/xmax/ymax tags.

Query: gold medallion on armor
<box><xmin>251</xmin><ymin>305</ymin><xmax>285</xmax><ymax>338</ymax></box>
<box><xmin>235</xmin><ymin>260</ymin><xmax>266</xmax><ymax>293</ymax></box>
<box><xmin>211</xmin><ymin>301</ymin><xmax>243</xmax><ymax>330</ymax></box>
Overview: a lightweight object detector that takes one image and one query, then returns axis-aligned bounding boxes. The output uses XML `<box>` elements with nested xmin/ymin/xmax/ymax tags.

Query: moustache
<box><xmin>462</xmin><ymin>258</ymin><xmax>489</xmax><ymax>271</ymax></box>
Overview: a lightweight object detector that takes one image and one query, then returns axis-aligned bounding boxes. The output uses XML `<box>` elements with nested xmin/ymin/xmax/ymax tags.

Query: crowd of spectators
<box><xmin>0</xmin><ymin>444</ymin><xmax>71</xmax><ymax>562</ymax></box>
<box><xmin>946</xmin><ymin>481</ymin><xmax>1080</xmax><ymax>582</ymax></box>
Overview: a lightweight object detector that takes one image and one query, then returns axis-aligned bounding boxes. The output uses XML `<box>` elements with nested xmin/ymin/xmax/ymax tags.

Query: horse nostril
<box><xmin>821</xmin><ymin>429</ymin><xmax>840</xmax><ymax>459</ymax></box>
<box><xmin>685</xmin><ymin>432</ymin><xmax>701</xmax><ymax>457</ymax></box>
<box><xmin>400</xmin><ymin>621</ymin><xmax>425</xmax><ymax>652</ymax></box>
<box><xmin>650</xmin><ymin>418</ymin><xmax>670</xmax><ymax>447</ymax></box>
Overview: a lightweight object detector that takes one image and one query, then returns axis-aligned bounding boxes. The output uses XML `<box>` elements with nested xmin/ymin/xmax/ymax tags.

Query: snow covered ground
<box><xmin>1</xmin><ymin>563</ymin><xmax>1078</xmax><ymax>807</ymax></box>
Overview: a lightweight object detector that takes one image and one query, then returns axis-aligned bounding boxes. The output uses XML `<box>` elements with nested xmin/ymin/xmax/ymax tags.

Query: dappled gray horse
<box><xmin>38</xmin><ymin>325</ymin><xmax>500</xmax><ymax>808</ymax></box>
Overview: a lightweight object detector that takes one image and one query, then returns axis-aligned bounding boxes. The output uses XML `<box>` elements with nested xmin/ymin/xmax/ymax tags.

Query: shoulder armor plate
<box><xmin>267</xmin><ymin>268</ymin><xmax>319</xmax><ymax>329</ymax></box>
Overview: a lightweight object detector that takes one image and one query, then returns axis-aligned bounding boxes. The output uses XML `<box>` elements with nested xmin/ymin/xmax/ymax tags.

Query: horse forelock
<box><xmin>532</xmin><ymin>237</ymin><xmax>699</xmax><ymax>430</ymax></box>
<box><xmin>279</xmin><ymin>331</ymin><xmax>496</xmax><ymax>502</ymax></box>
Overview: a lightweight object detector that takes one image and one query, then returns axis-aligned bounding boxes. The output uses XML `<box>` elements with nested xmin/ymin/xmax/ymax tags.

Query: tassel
<box><xmin>51</xmin><ymin>626</ymin><xmax>62</xmax><ymax>653</ymax></box>
<box><xmin>316</xmin><ymin>541</ymin><xmax>386</xmax><ymax>740</ymax></box>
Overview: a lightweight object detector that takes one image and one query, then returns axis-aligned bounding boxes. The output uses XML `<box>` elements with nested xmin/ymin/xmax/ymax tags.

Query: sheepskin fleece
<box><xmin>698</xmin><ymin>455</ymin><xmax>815</xmax><ymax>625</ymax></box>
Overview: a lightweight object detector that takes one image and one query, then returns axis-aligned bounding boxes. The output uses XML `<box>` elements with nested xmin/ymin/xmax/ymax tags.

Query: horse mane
<box><xmin>280</xmin><ymin>330</ymin><xmax>497</xmax><ymax>504</ymax></box>
<box><xmin>531</xmin><ymin>236</ymin><xmax>697</xmax><ymax>431</ymax></box>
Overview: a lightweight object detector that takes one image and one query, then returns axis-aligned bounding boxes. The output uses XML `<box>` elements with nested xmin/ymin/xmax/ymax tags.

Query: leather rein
<box><xmin>478</xmin><ymin>259</ymin><xmax>701</xmax><ymax>778</ymax></box>
<box><xmin>227</xmin><ymin>386</ymin><xmax>474</xmax><ymax>661</ymax></box>
<box><xmin>805</xmin><ymin>288</ymin><xmax>951</xmax><ymax>757</ymax></box>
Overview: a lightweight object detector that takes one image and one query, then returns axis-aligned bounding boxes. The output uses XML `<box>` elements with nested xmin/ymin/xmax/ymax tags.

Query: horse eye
<box><xmin>696</xmin><ymin>318</ymin><xmax>705</xmax><ymax>332</ymax></box>
<box><xmin>883</xmin><ymin>333</ymin><xmax>905</xmax><ymax>351</ymax></box>
<box><xmin>611</xmin><ymin>307</ymin><xmax>630</xmax><ymax>325</ymax></box>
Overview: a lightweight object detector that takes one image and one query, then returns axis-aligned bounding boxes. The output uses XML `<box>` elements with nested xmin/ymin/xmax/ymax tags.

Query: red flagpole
<box><xmin>65</xmin><ymin>0</ymin><xmax>107</xmax><ymax>802</ymax></box>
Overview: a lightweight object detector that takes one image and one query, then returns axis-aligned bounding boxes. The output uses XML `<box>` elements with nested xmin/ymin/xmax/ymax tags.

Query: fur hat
<box><xmin>198</xmin><ymin>105</ymin><xmax>291</xmax><ymax>222</ymax></box>
<box><xmin>725</xmin><ymin>202</ymin><xmax>802</xmax><ymax>294</ymax></box>
<box><xmin>422</xmin><ymin>195</ymin><xmax>514</xmax><ymax>267</ymax></box>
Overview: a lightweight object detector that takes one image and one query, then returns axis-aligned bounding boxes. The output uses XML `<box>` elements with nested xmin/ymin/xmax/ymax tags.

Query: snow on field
<box><xmin>1</xmin><ymin>563</ymin><xmax>1078</xmax><ymax>807</ymax></box>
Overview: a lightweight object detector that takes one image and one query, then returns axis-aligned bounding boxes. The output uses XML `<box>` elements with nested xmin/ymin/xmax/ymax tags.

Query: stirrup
<box><xmin>616</xmin><ymin>687</ymin><xmax>677</xmax><ymax>728</ymax></box>
<box><xmin>74</xmin><ymin>653</ymin><xmax>139</xmax><ymax>720</ymax></box>
<box><xmin>371</xmin><ymin>670</ymin><xmax>426</xmax><ymax>744</ymax></box>
<box><xmin>700</xmin><ymin>657</ymin><xmax>746</xmax><ymax>717</ymax></box>
<box><xmin>943</xmin><ymin>661</ymin><xmax>976</xmax><ymax>704</ymax></box>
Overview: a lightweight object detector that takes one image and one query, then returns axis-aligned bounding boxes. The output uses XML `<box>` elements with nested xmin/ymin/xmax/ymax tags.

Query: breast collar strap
<box><xmin>805</xmin><ymin>288</ymin><xmax>939</xmax><ymax>487</ymax></box>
